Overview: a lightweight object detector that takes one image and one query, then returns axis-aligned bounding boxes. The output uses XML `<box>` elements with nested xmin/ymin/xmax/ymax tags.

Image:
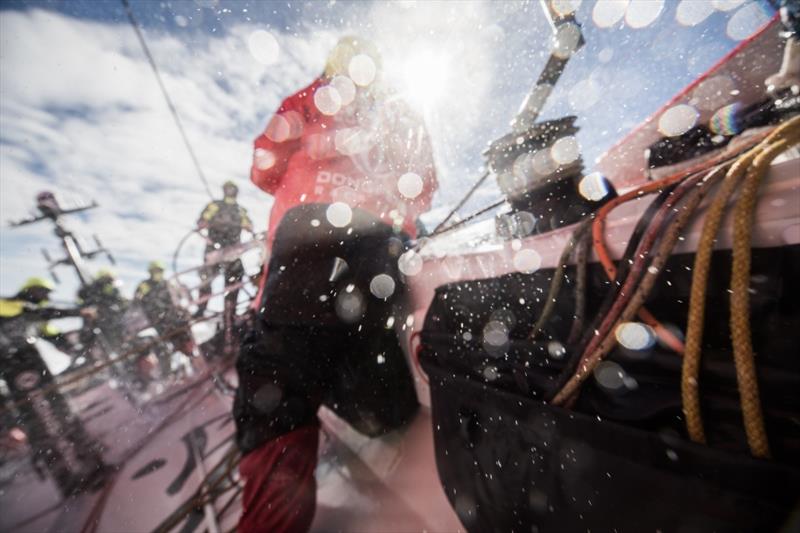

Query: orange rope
<box><xmin>591</xmin><ymin>131</ymin><xmax>771</xmax><ymax>355</ymax></box>
<box><xmin>593</xmin><ymin>177</ymin><xmax>690</xmax><ymax>353</ymax></box>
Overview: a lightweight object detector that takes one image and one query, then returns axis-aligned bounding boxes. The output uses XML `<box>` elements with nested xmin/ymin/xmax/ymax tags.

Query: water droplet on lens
<box><xmin>615</xmin><ymin>322</ymin><xmax>656</xmax><ymax>350</ymax></box>
<box><xmin>676</xmin><ymin>0</ymin><xmax>715</xmax><ymax>26</ymax></box>
<box><xmin>531</xmin><ymin>149</ymin><xmax>557</xmax><ymax>176</ymax></box>
<box><xmin>710</xmin><ymin>103</ymin><xmax>742</xmax><ymax>136</ymax></box>
<box><xmin>335</xmin><ymin>289</ymin><xmax>364</xmax><ymax>323</ymax></box>
<box><xmin>578</xmin><ymin>172</ymin><xmax>610</xmax><ymax>201</ymax></box>
<box><xmin>248</xmin><ymin>30</ymin><xmax>279</xmax><ymax>65</ymax></box>
<box><xmin>782</xmin><ymin>224</ymin><xmax>800</xmax><ymax>245</ymax></box>
<box><xmin>349</xmin><ymin>54</ymin><xmax>376</xmax><ymax>86</ymax></box>
<box><xmin>253</xmin><ymin>148</ymin><xmax>275</xmax><ymax>170</ymax></box>
<box><xmin>625</xmin><ymin>0</ymin><xmax>664</xmax><ymax>29</ymax></box>
<box><xmin>712</xmin><ymin>0</ymin><xmax>745</xmax><ymax>12</ymax></box>
<box><xmin>314</xmin><ymin>85</ymin><xmax>342</xmax><ymax>116</ymax></box>
<box><xmin>547</xmin><ymin>341</ymin><xmax>567</xmax><ymax>360</ymax></box>
<box><xmin>568</xmin><ymin>77</ymin><xmax>601</xmax><ymax>111</ymax></box>
<box><xmin>658</xmin><ymin>104</ymin><xmax>698</xmax><ymax>137</ymax></box>
<box><xmin>455</xmin><ymin>495</ymin><xmax>477</xmax><ymax>524</ymax></box>
<box><xmin>483</xmin><ymin>366</ymin><xmax>499</xmax><ymax>381</ymax></box>
<box><xmin>666</xmin><ymin>449</ymin><xmax>679</xmax><ymax>461</ymax></box>
<box><xmin>326</xmin><ymin>202</ymin><xmax>352</xmax><ymax>227</ymax></box>
<box><xmin>483</xmin><ymin>321</ymin><xmax>509</xmax><ymax>347</ymax></box>
<box><xmin>369</xmin><ymin>274</ymin><xmax>396</xmax><ymax>299</ymax></box>
<box><xmin>598</xmin><ymin>47</ymin><xmax>614</xmax><ymax>63</ymax></box>
<box><xmin>252</xmin><ymin>384</ymin><xmax>282</xmax><ymax>413</ymax></box>
<box><xmin>592</xmin><ymin>0</ymin><xmax>628</xmax><ymax>29</ymax></box>
<box><xmin>265</xmin><ymin>114</ymin><xmax>290</xmax><ymax>142</ymax></box>
<box><xmin>550</xmin><ymin>136</ymin><xmax>581</xmax><ymax>165</ymax></box>
<box><xmin>725</xmin><ymin>2</ymin><xmax>770</xmax><ymax>41</ymax></box>
<box><xmin>397</xmin><ymin>172</ymin><xmax>423</xmax><ymax>199</ymax></box>
<box><xmin>513</xmin><ymin>249</ymin><xmax>542</xmax><ymax>274</ymax></box>
<box><xmin>552</xmin><ymin>22</ymin><xmax>582</xmax><ymax>59</ymax></box>
<box><xmin>398</xmin><ymin>250</ymin><xmax>423</xmax><ymax>276</ymax></box>
<box><xmin>593</xmin><ymin>361</ymin><xmax>628</xmax><ymax>391</ymax></box>
<box><xmin>551</xmin><ymin>0</ymin><xmax>582</xmax><ymax>17</ymax></box>
<box><xmin>330</xmin><ymin>75</ymin><xmax>356</xmax><ymax>106</ymax></box>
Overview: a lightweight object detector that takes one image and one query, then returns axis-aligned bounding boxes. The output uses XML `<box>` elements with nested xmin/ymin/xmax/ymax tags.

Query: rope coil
<box><xmin>682</xmin><ymin>117</ymin><xmax>799</xmax><ymax>456</ymax></box>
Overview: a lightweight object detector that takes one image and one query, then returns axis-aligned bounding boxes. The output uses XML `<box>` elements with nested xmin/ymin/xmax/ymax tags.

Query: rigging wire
<box><xmin>567</xmin><ymin>227</ymin><xmax>590</xmax><ymax>345</ymax></box>
<box><xmin>528</xmin><ymin>217</ymin><xmax>592</xmax><ymax>340</ymax></box>
<box><xmin>431</xmin><ymin>171</ymin><xmax>491</xmax><ymax>235</ymax></box>
<box><xmin>120</xmin><ymin>0</ymin><xmax>214</xmax><ymax>199</ymax></box>
<box><xmin>425</xmin><ymin>197</ymin><xmax>506</xmax><ymax>240</ymax></box>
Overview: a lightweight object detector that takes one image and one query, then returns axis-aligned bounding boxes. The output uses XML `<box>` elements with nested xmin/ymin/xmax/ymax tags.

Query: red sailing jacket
<box><xmin>251</xmin><ymin>77</ymin><xmax>438</xmax><ymax>247</ymax></box>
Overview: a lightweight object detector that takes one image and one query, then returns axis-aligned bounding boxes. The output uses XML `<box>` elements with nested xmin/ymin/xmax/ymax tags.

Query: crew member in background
<box><xmin>39</xmin><ymin>320</ymin><xmax>81</xmax><ymax>363</ymax></box>
<box><xmin>233</xmin><ymin>36</ymin><xmax>438</xmax><ymax>532</ymax></box>
<box><xmin>77</xmin><ymin>269</ymin><xmax>128</xmax><ymax>354</ymax></box>
<box><xmin>194</xmin><ymin>181</ymin><xmax>252</xmax><ymax>334</ymax></box>
<box><xmin>134</xmin><ymin>261</ymin><xmax>196</xmax><ymax>377</ymax></box>
<box><xmin>0</xmin><ymin>277</ymin><xmax>108</xmax><ymax>495</ymax></box>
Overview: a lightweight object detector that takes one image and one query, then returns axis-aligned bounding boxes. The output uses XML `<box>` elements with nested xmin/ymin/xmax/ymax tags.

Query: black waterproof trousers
<box><xmin>233</xmin><ymin>203</ymin><xmax>419</xmax><ymax>454</ymax></box>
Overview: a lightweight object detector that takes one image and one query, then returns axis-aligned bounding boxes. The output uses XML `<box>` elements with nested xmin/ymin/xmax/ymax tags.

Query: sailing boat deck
<box><xmin>1</xmin><ymin>367</ymin><xmax>462</xmax><ymax>532</ymax></box>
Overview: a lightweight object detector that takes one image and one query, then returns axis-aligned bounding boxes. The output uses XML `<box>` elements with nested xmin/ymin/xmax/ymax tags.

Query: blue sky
<box><xmin>0</xmin><ymin>0</ymin><xmax>776</xmax><ymax>303</ymax></box>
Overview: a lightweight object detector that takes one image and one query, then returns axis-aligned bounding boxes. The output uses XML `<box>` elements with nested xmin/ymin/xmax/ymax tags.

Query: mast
<box><xmin>434</xmin><ymin>0</ymin><xmax>586</xmax><ymax>235</ymax></box>
<box><xmin>509</xmin><ymin>0</ymin><xmax>585</xmax><ymax>133</ymax></box>
<box><xmin>8</xmin><ymin>191</ymin><xmax>114</xmax><ymax>287</ymax></box>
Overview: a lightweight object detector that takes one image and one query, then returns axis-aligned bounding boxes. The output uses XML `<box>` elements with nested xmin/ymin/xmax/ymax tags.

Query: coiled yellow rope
<box><xmin>729</xmin><ymin>136</ymin><xmax>796</xmax><ymax>458</ymax></box>
<box><xmin>681</xmin><ymin>116</ymin><xmax>799</xmax><ymax>455</ymax></box>
<box><xmin>682</xmin><ymin>153</ymin><xmax>763</xmax><ymax>444</ymax></box>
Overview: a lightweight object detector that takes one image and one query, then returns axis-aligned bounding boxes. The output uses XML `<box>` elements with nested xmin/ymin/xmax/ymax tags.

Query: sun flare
<box><xmin>398</xmin><ymin>50</ymin><xmax>450</xmax><ymax>111</ymax></box>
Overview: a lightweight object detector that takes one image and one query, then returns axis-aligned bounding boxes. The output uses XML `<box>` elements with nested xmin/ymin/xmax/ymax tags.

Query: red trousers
<box><xmin>238</xmin><ymin>425</ymin><xmax>320</xmax><ymax>533</ymax></box>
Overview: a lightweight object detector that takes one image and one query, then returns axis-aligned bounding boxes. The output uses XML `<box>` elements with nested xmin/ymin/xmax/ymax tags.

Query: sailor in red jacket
<box><xmin>234</xmin><ymin>36</ymin><xmax>438</xmax><ymax>532</ymax></box>
<box><xmin>250</xmin><ymin>41</ymin><xmax>436</xmax><ymax>250</ymax></box>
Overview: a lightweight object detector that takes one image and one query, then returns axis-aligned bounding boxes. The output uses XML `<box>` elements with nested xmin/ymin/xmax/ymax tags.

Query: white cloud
<box><xmin>0</xmin><ymin>5</ymin><xmax>513</xmax><ymax>302</ymax></box>
<box><xmin>0</xmin><ymin>9</ymin><xmax>324</xmax><ymax>301</ymax></box>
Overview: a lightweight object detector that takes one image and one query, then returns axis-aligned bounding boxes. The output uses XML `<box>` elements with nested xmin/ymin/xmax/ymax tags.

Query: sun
<box><xmin>399</xmin><ymin>50</ymin><xmax>450</xmax><ymax>111</ymax></box>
